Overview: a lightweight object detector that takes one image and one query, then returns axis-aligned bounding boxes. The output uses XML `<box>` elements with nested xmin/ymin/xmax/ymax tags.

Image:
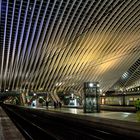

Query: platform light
<box><xmin>89</xmin><ymin>83</ymin><xmax>94</xmax><ymax>87</ymax></box>
<box><xmin>56</xmin><ymin>82</ymin><xmax>63</xmax><ymax>86</ymax></box>
<box><xmin>120</xmin><ymin>88</ymin><xmax>123</xmax><ymax>92</ymax></box>
<box><xmin>59</xmin><ymin>82</ymin><xmax>62</xmax><ymax>86</ymax></box>
<box><xmin>71</xmin><ymin>93</ymin><xmax>74</xmax><ymax>99</ymax></box>
<box><xmin>100</xmin><ymin>89</ymin><xmax>102</xmax><ymax>93</ymax></box>
<box><xmin>33</xmin><ymin>93</ymin><xmax>36</xmax><ymax>96</ymax></box>
<box><xmin>102</xmin><ymin>93</ymin><xmax>105</xmax><ymax>96</ymax></box>
<box><xmin>97</xmin><ymin>83</ymin><xmax>100</xmax><ymax>87</ymax></box>
<box><xmin>122</xmin><ymin>72</ymin><xmax>129</xmax><ymax>79</ymax></box>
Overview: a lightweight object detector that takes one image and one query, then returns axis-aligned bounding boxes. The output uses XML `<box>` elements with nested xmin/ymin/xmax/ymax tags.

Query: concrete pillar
<box><xmin>21</xmin><ymin>92</ymin><xmax>27</xmax><ymax>106</ymax></box>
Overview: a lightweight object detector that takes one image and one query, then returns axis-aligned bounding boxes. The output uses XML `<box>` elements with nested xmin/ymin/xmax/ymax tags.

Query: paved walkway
<box><xmin>35</xmin><ymin>106</ymin><xmax>140</xmax><ymax>123</ymax></box>
<box><xmin>0</xmin><ymin>107</ymin><xmax>25</xmax><ymax>140</ymax></box>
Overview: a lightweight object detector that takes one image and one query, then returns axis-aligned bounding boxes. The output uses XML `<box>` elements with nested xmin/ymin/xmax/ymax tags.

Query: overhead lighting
<box><xmin>122</xmin><ymin>72</ymin><xmax>129</xmax><ymax>79</ymax></box>
<box><xmin>56</xmin><ymin>82</ymin><xmax>63</xmax><ymax>86</ymax></box>
<box><xmin>89</xmin><ymin>83</ymin><xmax>94</xmax><ymax>87</ymax></box>
<box><xmin>59</xmin><ymin>82</ymin><xmax>62</xmax><ymax>86</ymax></box>
<box><xmin>29</xmin><ymin>6</ymin><xmax>32</xmax><ymax>10</ymax></box>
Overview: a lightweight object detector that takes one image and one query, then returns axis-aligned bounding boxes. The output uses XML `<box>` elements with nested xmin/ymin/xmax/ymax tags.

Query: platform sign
<box><xmin>83</xmin><ymin>82</ymin><xmax>100</xmax><ymax>113</ymax></box>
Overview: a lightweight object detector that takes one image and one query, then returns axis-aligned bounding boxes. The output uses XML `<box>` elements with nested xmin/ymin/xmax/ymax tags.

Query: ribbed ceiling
<box><xmin>1</xmin><ymin>0</ymin><xmax>140</xmax><ymax>93</ymax></box>
<box><xmin>112</xmin><ymin>58</ymin><xmax>140</xmax><ymax>91</ymax></box>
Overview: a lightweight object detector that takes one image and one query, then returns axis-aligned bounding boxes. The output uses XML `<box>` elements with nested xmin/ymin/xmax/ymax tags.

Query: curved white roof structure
<box><xmin>1</xmin><ymin>0</ymin><xmax>140</xmax><ymax>93</ymax></box>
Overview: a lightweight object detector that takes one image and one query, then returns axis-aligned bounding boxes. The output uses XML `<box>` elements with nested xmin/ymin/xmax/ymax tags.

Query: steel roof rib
<box><xmin>46</xmin><ymin>0</ymin><xmax>88</xmax><ymax>91</ymax></box>
<box><xmin>34</xmin><ymin>0</ymin><xmax>60</xmax><ymax>90</ymax></box>
<box><xmin>19</xmin><ymin>0</ymin><xmax>44</xmax><ymax>90</ymax></box>
<box><xmin>4</xmin><ymin>0</ymin><xmax>15</xmax><ymax>90</ymax></box>
<box><xmin>7</xmin><ymin>1</ymin><xmax>19</xmax><ymax>89</ymax></box>
<box><xmin>33</xmin><ymin>0</ymin><xmax>64</xmax><ymax>91</ymax></box>
<box><xmin>44</xmin><ymin>0</ymin><xmax>96</xmax><ymax>91</ymax></box>
<box><xmin>10</xmin><ymin>0</ymin><xmax>27</xmax><ymax>90</ymax></box>
<box><xmin>25</xmin><ymin>0</ymin><xmax>52</xmax><ymax>89</ymax></box>
<box><xmin>40</xmin><ymin>0</ymin><xmax>78</xmax><ymax>90</ymax></box>
<box><xmin>46</xmin><ymin>0</ymin><xmax>107</xmax><ymax>91</ymax></box>
<box><xmin>14</xmin><ymin>0</ymin><xmax>37</xmax><ymax>90</ymax></box>
<box><xmin>12</xmin><ymin>0</ymin><xmax>29</xmax><ymax>89</ymax></box>
<box><xmin>1</xmin><ymin>0</ymin><xmax>8</xmax><ymax>90</ymax></box>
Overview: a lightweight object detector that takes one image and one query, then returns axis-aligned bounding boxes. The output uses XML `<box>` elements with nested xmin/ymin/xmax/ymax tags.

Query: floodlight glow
<box><xmin>71</xmin><ymin>93</ymin><xmax>74</xmax><ymax>99</ymax></box>
<box><xmin>89</xmin><ymin>83</ymin><xmax>93</xmax><ymax>87</ymax></box>
<box><xmin>97</xmin><ymin>84</ymin><xmax>100</xmax><ymax>87</ymax></box>
<box><xmin>122</xmin><ymin>72</ymin><xmax>129</xmax><ymax>79</ymax></box>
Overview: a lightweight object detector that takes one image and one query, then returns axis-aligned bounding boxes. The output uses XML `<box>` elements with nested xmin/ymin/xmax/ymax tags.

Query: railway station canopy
<box><xmin>1</xmin><ymin>0</ymin><xmax>140</xmax><ymax>94</ymax></box>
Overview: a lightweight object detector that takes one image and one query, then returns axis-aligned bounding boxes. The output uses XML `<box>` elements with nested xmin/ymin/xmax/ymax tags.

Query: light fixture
<box><xmin>89</xmin><ymin>83</ymin><xmax>94</xmax><ymax>87</ymax></box>
<box><xmin>102</xmin><ymin>93</ymin><xmax>105</xmax><ymax>96</ymax></box>
<box><xmin>97</xmin><ymin>84</ymin><xmax>100</xmax><ymax>87</ymax></box>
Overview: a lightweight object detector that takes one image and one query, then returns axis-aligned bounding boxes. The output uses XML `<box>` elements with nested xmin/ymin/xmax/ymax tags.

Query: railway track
<box><xmin>2</xmin><ymin>104</ymin><xmax>139</xmax><ymax>140</ymax></box>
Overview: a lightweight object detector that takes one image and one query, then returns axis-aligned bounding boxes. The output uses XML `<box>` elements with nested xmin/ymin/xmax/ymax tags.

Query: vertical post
<box><xmin>21</xmin><ymin>91</ymin><xmax>27</xmax><ymax>106</ymax></box>
<box><xmin>123</xmin><ymin>93</ymin><xmax>126</xmax><ymax>106</ymax></box>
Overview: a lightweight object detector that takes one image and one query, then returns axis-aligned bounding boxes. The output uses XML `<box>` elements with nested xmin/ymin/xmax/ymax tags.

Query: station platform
<box><xmin>0</xmin><ymin>107</ymin><xmax>25</xmax><ymax>140</ymax></box>
<box><xmin>35</xmin><ymin>106</ymin><xmax>140</xmax><ymax>123</ymax></box>
<box><xmin>29</xmin><ymin>106</ymin><xmax>140</xmax><ymax>139</ymax></box>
